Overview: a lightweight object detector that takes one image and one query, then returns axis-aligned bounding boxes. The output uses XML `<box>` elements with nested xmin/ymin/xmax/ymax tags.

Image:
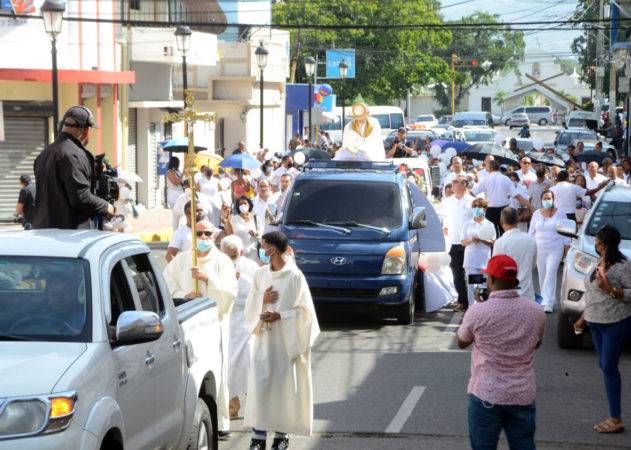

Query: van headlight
<box><xmin>573</xmin><ymin>251</ymin><xmax>598</xmax><ymax>275</ymax></box>
<box><xmin>0</xmin><ymin>393</ymin><xmax>76</xmax><ymax>439</ymax></box>
<box><xmin>382</xmin><ymin>246</ymin><xmax>407</xmax><ymax>275</ymax></box>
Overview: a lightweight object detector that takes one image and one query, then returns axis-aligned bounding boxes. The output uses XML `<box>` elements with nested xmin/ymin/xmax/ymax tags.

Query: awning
<box><xmin>0</xmin><ymin>69</ymin><xmax>136</xmax><ymax>84</ymax></box>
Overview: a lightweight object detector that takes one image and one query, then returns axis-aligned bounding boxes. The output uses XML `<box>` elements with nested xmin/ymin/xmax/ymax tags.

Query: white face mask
<box><xmin>239</xmin><ymin>204</ymin><xmax>249</xmax><ymax>214</ymax></box>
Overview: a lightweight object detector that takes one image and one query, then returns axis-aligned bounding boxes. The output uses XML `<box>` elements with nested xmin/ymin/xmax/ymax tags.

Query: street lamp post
<box><xmin>174</xmin><ymin>26</ymin><xmax>192</xmax><ymax>109</ymax></box>
<box><xmin>339</xmin><ymin>59</ymin><xmax>349</xmax><ymax>138</ymax></box>
<box><xmin>255</xmin><ymin>41</ymin><xmax>268</xmax><ymax>149</ymax></box>
<box><xmin>304</xmin><ymin>56</ymin><xmax>316</xmax><ymax>142</ymax></box>
<box><xmin>41</xmin><ymin>0</ymin><xmax>65</xmax><ymax>139</ymax></box>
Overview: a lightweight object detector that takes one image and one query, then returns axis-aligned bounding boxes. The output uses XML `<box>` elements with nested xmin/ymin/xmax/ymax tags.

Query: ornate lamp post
<box><xmin>174</xmin><ymin>25</ymin><xmax>192</xmax><ymax>108</ymax></box>
<box><xmin>304</xmin><ymin>56</ymin><xmax>316</xmax><ymax>142</ymax></box>
<box><xmin>255</xmin><ymin>42</ymin><xmax>269</xmax><ymax>149</ymax></box>
<box><xmin>41</xmin><ymin>0</ymin><xmax>65</xmax><ymax>139</ymax></box>
<box><xmin>339</xmin><ymin>59</ymin><xmax>349</xmax><ymax>138</ymax></box>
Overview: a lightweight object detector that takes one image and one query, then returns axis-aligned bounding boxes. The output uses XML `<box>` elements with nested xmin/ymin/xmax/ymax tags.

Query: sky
<box><xmin>442</xmin><ymin>0</ymin><xmax>581</xmax><ymax>61</ymax></box>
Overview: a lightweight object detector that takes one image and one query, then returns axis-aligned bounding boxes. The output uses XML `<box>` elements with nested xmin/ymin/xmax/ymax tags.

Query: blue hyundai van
<box><xmin>277</xmin><ymin>161</ymin><xmax>445</xmax><ymax>324</ymax></box>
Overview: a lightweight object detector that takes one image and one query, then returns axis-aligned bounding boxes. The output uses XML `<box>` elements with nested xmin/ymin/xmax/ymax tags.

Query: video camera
<box><xmin>94</xmin><ymin>154</ymin><xmax>119</xmax><ymax>204</ymax></box>
<box><xmin>468</xmin><ymin>273</ymin><xmax>489</xmax><ymax>302</ymax></box>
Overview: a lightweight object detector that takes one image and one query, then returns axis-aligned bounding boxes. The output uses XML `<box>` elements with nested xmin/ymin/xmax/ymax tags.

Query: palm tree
<box><xmin>493</xmin><ymin>90</ymin><xmax>508</xmax><ymax>114</ymax></box>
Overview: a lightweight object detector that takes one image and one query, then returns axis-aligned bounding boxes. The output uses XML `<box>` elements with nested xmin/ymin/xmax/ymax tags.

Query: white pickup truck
<box><xmin>0</xmin><ymin>230</ymin><xmax>222</xmax><ymax>450</ymax></box>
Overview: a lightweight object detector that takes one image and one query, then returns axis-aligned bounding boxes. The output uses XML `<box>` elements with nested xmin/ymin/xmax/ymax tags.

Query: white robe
<box><xmin>228</xmin><ymin>256</ymin><xmax>259</xmax><ymax>400</ymax></box>
<box><xmin>162</xmin><ymin>247</ymin><xmax>237</xmax><ymax>431</ymax></box>
<box><xmin>243</xmin><ymin>261</ymin><xmax>320</xmax><ymax>436</ymax></box>
<box><xmin>335</xmin><ymin>117</ymin><xmax>384</xmax><ymax>161</ymax></box>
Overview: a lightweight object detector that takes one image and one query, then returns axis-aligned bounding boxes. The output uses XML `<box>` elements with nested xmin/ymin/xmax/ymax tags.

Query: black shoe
<box><xmin>218</xmin><ymin>431</ymin><xmax>232</xmax><ymax>440</ymax></box>
<box><xmin>249</xmin><ymin>438</ymin><xmax>266</xmax><ymax>450</ymax></box>
<box><xmin>271</xmin><ymin>437</ymin><xmax>289</xmax><ymax>450</ymax></box>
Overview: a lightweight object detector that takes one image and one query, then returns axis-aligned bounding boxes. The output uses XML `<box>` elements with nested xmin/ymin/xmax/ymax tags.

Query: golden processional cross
<box><xmin>163</xmin><ymin>89</ymin><xmax>217</xmax><ymax>293</ymax></box>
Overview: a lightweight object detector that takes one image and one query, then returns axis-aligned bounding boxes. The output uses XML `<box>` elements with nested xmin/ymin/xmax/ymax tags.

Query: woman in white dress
<box><xmin>224</xmin><ymin>196</ymin><xmax>260</xmax><ymax>262</ymax></box>
<box><xmin>461</xmin><ymin>198</ymin><xmax>497</xmax><ymax>307</ymax></box>
<box><xmin>166</xmin><ymin>157</ymin><xmax>184</xmax><ymax>208</ymax></box>
<box><xmin>529</xmin><ymin>190</ymin><xmax>571</xmax><ymax>312</ymax></box>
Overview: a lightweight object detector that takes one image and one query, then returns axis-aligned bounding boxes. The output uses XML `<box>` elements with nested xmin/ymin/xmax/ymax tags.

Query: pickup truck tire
<box><xmin>188</xmin><ymin>398</ymin><xmax>215</xmax><ymax>450</ymax></box>
<box><xmin>395</xmin><ymin>291</ymin><xmax>415</xmax><ymax>325</ymax></box>
<box><xmin>557</xmin><ymin>311</ymin><xmax>583</xmax><ymax>349</ymax></box>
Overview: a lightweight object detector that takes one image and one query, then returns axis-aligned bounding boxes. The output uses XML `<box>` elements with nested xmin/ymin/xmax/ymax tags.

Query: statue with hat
<box><xmin>334</xmin><ymin>102</ymin><xmax>384</xmax><ymax>161</ymax></box>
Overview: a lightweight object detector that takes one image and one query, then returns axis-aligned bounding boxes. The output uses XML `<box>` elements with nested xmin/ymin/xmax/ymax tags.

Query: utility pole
<box><xmin>595</xmin><ymin>0</ymin><xmax>604</xmax><ymax>110</ymax></box>
<box><xmin>451</xmin><ymin>54</ymin><xmax>457</xmax><ymax>115</ymax></box>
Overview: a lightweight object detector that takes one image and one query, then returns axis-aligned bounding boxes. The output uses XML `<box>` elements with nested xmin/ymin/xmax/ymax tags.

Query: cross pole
<box><xmin>163</xmin><ymin>89</ymin><xmax>217</xmax><ymax>293</ymax></box>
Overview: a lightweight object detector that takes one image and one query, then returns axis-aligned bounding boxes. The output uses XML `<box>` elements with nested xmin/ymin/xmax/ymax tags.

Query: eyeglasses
<box><xmin>196</xmin><ymin>231</ymin><xmax>213</xmax><ymax>237</ymax></box>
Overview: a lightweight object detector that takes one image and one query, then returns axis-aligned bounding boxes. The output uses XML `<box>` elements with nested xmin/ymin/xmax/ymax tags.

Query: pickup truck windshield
<box><xmin>285</xmin><ymin>180</ymin><xmax>403</xmax><ymax>229</ymax></box>
<box><xmin>585</xmin><ymin>200</ymin><xmax>631</xmax><ymax>240</ymax></box>
<box><xmin>0</xmin><ymin>257</ymin><xmax>90</xmax><ymax>342</ymax></box>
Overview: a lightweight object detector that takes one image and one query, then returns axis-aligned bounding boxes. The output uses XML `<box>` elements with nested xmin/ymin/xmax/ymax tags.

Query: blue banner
<box><xmin>326</xmin><ymin>49</ymin><xmax>356</xmax><ymax>79</ymax></box>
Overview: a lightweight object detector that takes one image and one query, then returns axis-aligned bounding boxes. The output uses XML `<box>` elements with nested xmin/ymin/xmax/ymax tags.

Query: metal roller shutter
<box><xmin>0</xmin><ymin>118</ymin><xmax>46</xmax><ymax>220</ymax></box>
<box><xmin>127</xmin><ymin>108</ymin><xmax>138</xmax><ymax>201</ymax></box>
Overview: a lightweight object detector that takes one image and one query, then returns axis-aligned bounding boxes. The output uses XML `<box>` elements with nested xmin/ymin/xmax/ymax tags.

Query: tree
<box><xmin>554</xmin><ymin>57</ymin><xmax>578</xmax><ymax>76</ymax></box>
<box><xmin>493</xmin><ymin>89</ymin><xmax>508</xmax><ymax>114</ymax></box>
<box><xmin>272</xmin><ymin>0</ymin><xmax>452</xmax><ymax>104</ymax></box>
<box><xmin>521</xmin><ymin>94</ymin><xmax>536</xmax><ymax>106</ymax></box>
<box><xmin>433</xmin><ymin>12</ymin><xmax>525</xmax><ymax>112</ymax></box>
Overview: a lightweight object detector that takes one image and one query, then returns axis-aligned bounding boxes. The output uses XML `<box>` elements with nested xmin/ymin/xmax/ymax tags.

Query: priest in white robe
<box><xmin>243</xmin><ymin>231</ymin><xmax>320</xmax><ymax>450</ymax></box>
<box><xmin>163</xmin><ymin>220</ymin><xmax>237</xmax><ymax>437</ymax></box>
<box><xmin>334</xmin><ymin>102</ymin><xmax>384</xmax><ymax>161</ymax></box>
<box><xmin>220</xmin><ymin>235</ymin><xmax>259</xmax><ymax>420</ymax></box>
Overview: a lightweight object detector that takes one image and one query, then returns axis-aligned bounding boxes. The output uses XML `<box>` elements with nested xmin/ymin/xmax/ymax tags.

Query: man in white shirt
<box><xmin>271</xmin><ymin>155</ymin><xmax>294</xmax><ymax>190</ymax></box>
<box><xmin>493</xmin><ymin>207</ymin><xmax>537</xmax><ymax>301</ymax></box>
<box><xmin>622</xmin><ymin>158</ymin><xmax>631</xmax><ymax>185</ymax></box>
<box><xmin>166</xmin><ymin>201</ymin><xmax>204</xmax><ymax>262</ymax></box>
<box><xmin>475</xmin><ymin>155</ymin><xmax>495</xmax><ymax>182</ymax></box>
<box><xmin>472</xmin><ymin>160</ymin><xmax>532</xmax><ymax>235</ymax></box>
<box><xmin>516</xmin><ymin>157</ymin><xmax>537</xmax><ymax>187</ymax></box>
<box><xmin>275</xmin><ymin>173</ymin><xmax>293</xmax><ymax>215</ymax></box>
<box><xmin>585</xmin><ymin>161</ymin><xmax>608</xmax><ymax>190</ymax></box>
<box><xmin>441</xmin><ymin>176</ymin><xmax>474</xmax><ymax>310</ymax></box>
<box><xmin>200</xmin><ymin>168</ymin><xmax>219</xmax><ymax>197</ymax></box>
<box><xmin>551</xmin><ymin>170</ymin><xmax>608</xmax><ymax>221</ymax></box>
<box><xmin>252</xmin><ymin>179</ymin><xmax>279</xmax><ymax>234</ymax></box>
<box><xmin>172</xmin><ymin>182</ymin><xmax>213</xmax><ymax>230</ymax></box>
<box><xmin>443</xmin><ymin>156</ymin><xmax>467</xmax><ymax>187</ymax></box>
<box><xmin>527</xmin><ymin>168</ymin><xmax>552</xmax><ymax>210</ymax></box>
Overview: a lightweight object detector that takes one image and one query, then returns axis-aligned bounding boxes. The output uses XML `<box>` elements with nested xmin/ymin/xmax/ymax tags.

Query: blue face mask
<box><xmin>197</xmin><ymin>240</ymin><xmax>212</xmax><ymax>252</ymax></box>
<box><xmin>542</xmin><ymin>200</ymin><xmax>554</xmax><ymax>209</ymax></box>
<box><xmin>472</xmin><ymin>207</ymin><xmax>485</xmax><ymax>218</ymax></box>
<box><xmin>259</xmin><ymin>248</ymin><xmax>270</xmax><ymax>264</ymax></box>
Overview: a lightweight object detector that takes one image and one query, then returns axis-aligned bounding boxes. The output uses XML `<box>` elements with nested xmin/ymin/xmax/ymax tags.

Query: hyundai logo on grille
<box><xmin>330</xmin><ymin>257</ymin><xmax>347</xmax><ymax>266</ymax></box>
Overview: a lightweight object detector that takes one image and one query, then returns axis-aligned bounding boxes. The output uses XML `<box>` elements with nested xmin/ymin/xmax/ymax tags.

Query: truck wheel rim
<box><xmin>197</xmin><ymin>422</ymin><xmax>208</xmax><ymax>450</ymax></box>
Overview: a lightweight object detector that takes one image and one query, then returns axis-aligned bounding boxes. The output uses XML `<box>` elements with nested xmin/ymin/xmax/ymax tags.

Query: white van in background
<box><xmin>320</xmin><ymin>106</ymin><xmax>406</xmax><ymax>144</ymax></box>
<box><xmin>566</xmin><ymin>110</ymin><xmax>600</xmax><ymax>131</ymax></box>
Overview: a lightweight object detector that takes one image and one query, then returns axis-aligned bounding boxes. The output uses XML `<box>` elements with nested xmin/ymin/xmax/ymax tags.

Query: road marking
<box><xmin>442</xmin><ymin>312</ymin><xmax>463</xmax><ymax>333</ymax></box>
<box><xmin>385</xmin><ymin>386</ymin><xmax>426</xmax><ymax>433</ymax></box>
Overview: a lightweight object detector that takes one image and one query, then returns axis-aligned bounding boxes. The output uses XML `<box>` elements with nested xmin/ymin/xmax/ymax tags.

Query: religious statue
<box><xmin>334</xmin><ymin>102</ymin><xmax>384</xmax><ymax>161</ymax></box>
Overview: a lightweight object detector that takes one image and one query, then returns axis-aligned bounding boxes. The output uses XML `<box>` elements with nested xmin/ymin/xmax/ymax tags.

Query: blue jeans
<box><xmin>468</xmin><ymin>394</ymin><xmax>536</xmax><ymax>450</ymax></box>
<box><xmin>588</xmin><ymin>316</ymin><xmax>631</xmax><ymax>419</ymax></box>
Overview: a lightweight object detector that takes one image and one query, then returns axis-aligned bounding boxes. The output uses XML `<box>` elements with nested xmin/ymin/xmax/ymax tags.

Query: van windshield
<box><xmin>0</xmin><ymin>257</ymin><xmax>91</xmax><ymax>342</ymax></box>
<box><xmin>373</xmin><ymin>114</ymin><xmax>391</xmax><ymax>129</ymax></box>
<box><xmin>285</xmin><ymin>180</ymin><xmax>403</xmax><ymax>229</ymax></box>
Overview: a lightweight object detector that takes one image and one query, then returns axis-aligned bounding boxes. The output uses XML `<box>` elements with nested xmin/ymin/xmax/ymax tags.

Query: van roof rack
<box><xmin>303</xmin><ymin>160</ymin><xmax>399</xmax><ymax>171</ymax></box>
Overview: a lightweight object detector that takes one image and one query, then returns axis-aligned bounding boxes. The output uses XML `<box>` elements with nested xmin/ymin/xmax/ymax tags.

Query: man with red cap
<box><xmin>458</xmin><ymin>255</ymin><xmax>546</xmax><ymax>450</ymax></box>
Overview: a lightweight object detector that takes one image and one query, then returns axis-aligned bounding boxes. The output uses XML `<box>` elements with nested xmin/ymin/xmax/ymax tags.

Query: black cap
<box><xmin>398</xmin><ymin>127</ymin><xmax>406</xmax><ymax>133</ymax></box>
<box><xmin>19</xmin><ymin>174</ymin><xmax>31</xmax><ymax>184</ymax></box>
<box><xmin>62</xmin><ymin>106</ymin><xmax>99</xmax><ymax>129</ymax></box>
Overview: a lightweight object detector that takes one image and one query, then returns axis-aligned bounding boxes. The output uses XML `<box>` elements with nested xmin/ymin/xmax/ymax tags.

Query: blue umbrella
<box><xmin>159</xmin><ymin>137</ymin><xmax>206</xmax><ymax>153</ymax></box>
<box><xmin>219</xmin><ymin>153</ymin><xmax>261</xmax><ymax>170</ymax></box>
<box><xmin>430</xmin><ymin>139</ymin><xmax>470</xmax><ymax>152</ymax></box>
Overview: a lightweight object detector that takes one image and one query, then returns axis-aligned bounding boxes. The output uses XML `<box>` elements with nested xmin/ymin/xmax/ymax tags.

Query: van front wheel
<box><xmin>395</xmin><ymin>292</ymin><xmax>415</xmax><ymax>325</ymax></box>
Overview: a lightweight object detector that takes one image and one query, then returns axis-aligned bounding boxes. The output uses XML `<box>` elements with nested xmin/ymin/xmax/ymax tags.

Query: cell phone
<box><xmin>468</xmin><ymin>273</ymin><xmax>486</xmax><ymax>284</ymax></box>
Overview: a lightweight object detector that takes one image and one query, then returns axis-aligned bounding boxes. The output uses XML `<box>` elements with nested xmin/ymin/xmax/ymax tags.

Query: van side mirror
<box><xmin>116</xmin><ymin>311</ymin><xmax>163</xmax><ymax>345</ymax></box>
<box><xmin>555</xmin><ymin>219</ymin><xmax>577</xmax><ymax>239</ymax></box>
<box><xmin>410</xmin><ymin>207</ymin><xmax>426</xmax><ymax>229</ymax></box>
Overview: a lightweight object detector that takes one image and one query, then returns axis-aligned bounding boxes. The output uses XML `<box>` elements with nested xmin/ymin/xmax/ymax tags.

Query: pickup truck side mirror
<box><xmin>116</xmin><ymin>311</ymin><xmax>163</xmax><ymax>345</ymax></box>
<box><xmin>555</xmin><ymin>218</ymin><xmax>578</xmax><ymax>239</ymax></box>
<box><xmin>409</xmin><ymin>206</ymin><xmax>426</xmax><ymax>230</ymax></box>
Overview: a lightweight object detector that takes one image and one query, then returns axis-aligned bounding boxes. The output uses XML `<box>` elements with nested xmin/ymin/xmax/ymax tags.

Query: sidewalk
<box><xmin>128</xmin><ymin>207</ymin><xmax>173</xmax><ymax>243</ymax></box>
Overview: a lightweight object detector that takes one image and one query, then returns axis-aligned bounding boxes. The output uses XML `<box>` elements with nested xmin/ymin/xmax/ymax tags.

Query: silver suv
<box><xmin>555</xmin><ymin>184</ymin><xmax>631</xmax><ymax>348</ymax></box>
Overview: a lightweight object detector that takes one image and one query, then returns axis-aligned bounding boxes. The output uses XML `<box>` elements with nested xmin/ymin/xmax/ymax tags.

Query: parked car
<box><xmin>0</xmin><ymin>230</ymin><xmax>222</xmax><ymax>450</ymax></box>
<box><xmin>451</xmin><ymin>111</ymin><xmax>494</xmax><ymax>128</ymax></box>
<box><xmin>554</xmin><ymin>129</ymin><xmax>600</xmax><ymax>153</ymax></box>
<box><xmin>276</xmin><ymin>160</ymin><xmax>445</xmax><ymax>324</ymax></box>
<box><xmin>508</xmin><ymin>113</ymin><xmax>530</xmax><ymax>129</ymax></box>
<box><xmin>383</xmin><ymin>129</ymin><xmax>439</xmax><ymax>151</ymax></box>
<box><xmin>410</xmin><ymin>114</ymin><xmax>437</xmax><ymax>129</ymax></box>
<box><xmin>502</xmin><ymin>106</ymin><xmax>553</xmax><ymax>126</ymax></box>
<box><xmin>459</xmin><ymin>127</ymin><xmax>497</xmax><ymax>144</ymax></box>
<box><xmin>555</xmin><ymin>184</ymin><xmax>631</xmax><ymax>348</ymax></box>
<box><xmin>437</xmin><ymin>115</ymin><xmax>453</xmax><ymax>127</ymax></box>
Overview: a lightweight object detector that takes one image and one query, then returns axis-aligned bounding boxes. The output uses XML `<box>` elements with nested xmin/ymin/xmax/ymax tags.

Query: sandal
<box><xmin>593</xmin><ymin>419</ymin><xmax>625</xmax><ymax>434</ymax></box>
<box><xmin>453</xmin><ymin>304</ymin><xmax>467</xmax><ymax>312</ymax></box>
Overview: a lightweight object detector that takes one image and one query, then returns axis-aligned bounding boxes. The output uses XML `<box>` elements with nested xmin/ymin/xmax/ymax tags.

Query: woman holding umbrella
<box><xmin>166</xmin><ymin>157</ymin><xmax>184</xmax><ymax>208</ymax></box>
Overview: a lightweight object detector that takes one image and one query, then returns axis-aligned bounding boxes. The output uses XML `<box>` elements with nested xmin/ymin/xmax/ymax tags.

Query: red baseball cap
<box><xmin>482</xmin><ymin>255</ymin><xmax>518</xmax><ymax>281</ymax></box>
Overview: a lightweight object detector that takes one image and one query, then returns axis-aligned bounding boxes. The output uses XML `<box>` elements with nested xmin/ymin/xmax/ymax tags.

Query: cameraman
<box><xmin>33</xmin><ymin>106</ymin><xmax>114</xmax><ymax>229</ymax></box>
<box><xmin>387</xmin><ymin>127</ymin><xmax>416</xmax><ymax>158</ymax></box>
<box><xmin>457</xmin><ymin>255</ymin><xmax>545</xmax><ymax>450</ymax></box>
